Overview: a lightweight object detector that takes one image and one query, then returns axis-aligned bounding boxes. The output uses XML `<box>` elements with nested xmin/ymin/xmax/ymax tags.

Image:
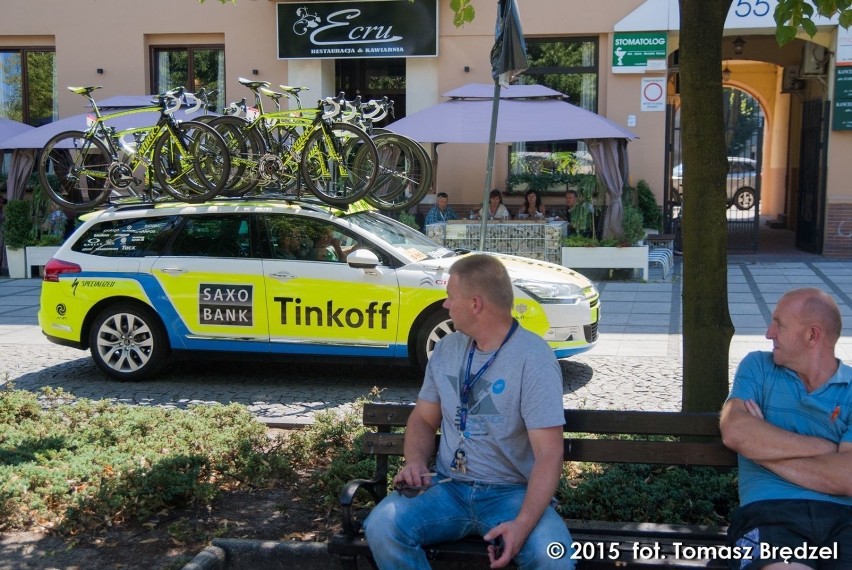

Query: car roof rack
<box><xmin>93</xmin><ymin>194</ymin><xmax>355</xmax><ymax>215</ymax></box>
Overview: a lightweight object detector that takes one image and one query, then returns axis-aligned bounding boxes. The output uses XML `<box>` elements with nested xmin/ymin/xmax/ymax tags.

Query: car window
<box><xmin>71</xmin><ymin>216</ymin><xmax>178</xmax><ymax>257</ymax></box>
<box><xmin>260</xmin><ymin>214</ymin><xmax>388</xmax><ymax>264</ymax></box>
<box><xmin>169</xmin><ymin>215</ymin><xmax>253</xmax><ymax>258</ymax></box>
<box><xmin>343</xmin><ymin>212</ymin><xmax>459</xmax><ymax>261</ymax></box>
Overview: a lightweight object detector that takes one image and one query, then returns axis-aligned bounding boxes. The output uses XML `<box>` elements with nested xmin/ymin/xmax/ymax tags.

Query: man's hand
<box><xmin>393</xmin><ymin>463</ymin><xmax>433</xmax><ymax>488</ymax></box>
<box><xmin>483</xmin><ymin>521</ymin><xmax>530</xmax><ymax>569</ymax></box>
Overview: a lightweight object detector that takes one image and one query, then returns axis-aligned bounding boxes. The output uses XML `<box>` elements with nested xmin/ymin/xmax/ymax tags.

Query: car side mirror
<box><xmin>347</xmin><ymin>248</ymin><xmax>380</xmax><ymax>269</ymax></box>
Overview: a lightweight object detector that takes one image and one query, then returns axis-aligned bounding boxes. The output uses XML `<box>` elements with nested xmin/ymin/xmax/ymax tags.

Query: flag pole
<box><xmin>481</xmin><ymin>0</ymin><xmax>527</xmax><ymax>251</ymax></box>
<box><xmin>479</xmin><ymin>81</ymin><xmax>501</xmax><ymax>251</ymax></box>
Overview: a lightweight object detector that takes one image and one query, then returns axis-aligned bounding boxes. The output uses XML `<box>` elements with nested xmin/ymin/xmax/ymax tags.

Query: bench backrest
<box><xmin>362</xmin><ymin>403</ymin><xmax>737</xmax><ymax>468</ymax></box>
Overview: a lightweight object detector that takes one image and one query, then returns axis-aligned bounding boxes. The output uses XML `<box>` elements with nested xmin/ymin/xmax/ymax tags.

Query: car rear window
<box><xmin>71</xmin><ymin>216</ymin><xmax>178</xmax><ymax>257</ymax></box>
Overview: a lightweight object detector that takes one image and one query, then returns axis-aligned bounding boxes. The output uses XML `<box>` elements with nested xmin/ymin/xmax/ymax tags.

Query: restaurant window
<box><xmin>0</xmin><ymin>48</ymin><xmax>57</xmax><ymax>126</ymax></box>
<box><xmin>511</xmin><ymin>37</ymin><xmax>598</xmax><ymax>182</ymax></box>
<box><xmin>151</xmin><ymin>46</ymin><xmax>225</xmax><ymax>112</ymax></box>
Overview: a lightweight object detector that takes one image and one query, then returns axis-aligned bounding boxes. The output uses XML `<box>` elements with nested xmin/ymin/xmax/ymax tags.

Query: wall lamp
<box><xmin>96</xmin><ymin>68</ymin><xmax>104</xmax><ymax>75</ymax></box>
<box><xmin>733</xmin><ymin>36</ymin><xmax>746</xmax><ymax>56</ymax></box>
<box><xmin>722</xmin><ymin>66</ymin><xmax>732</xmax><ymax>82</ymax></box>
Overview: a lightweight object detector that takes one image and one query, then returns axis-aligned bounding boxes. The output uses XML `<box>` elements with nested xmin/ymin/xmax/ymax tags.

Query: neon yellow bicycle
<box><xmin>209</xmin><ymin>78</ymin><xmax>379</xmax><ymax>207</ymax></box>
<box><xmin>37</xmin><ymin>86</ymin><xmax>231</xmax><ymax>212</ymax></box>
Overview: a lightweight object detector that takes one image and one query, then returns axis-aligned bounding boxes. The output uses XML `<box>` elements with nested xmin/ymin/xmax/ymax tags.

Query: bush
<box><xmin>1</xmin><ymin>200</ymin><xmax>35</xmax><ymax>249</ymax></box>
<box><xmin>636</xmin><ymin>179</ymin><xmax>663</xmax><ymax>231</ymax></box>
<box><xmin>0</xmin><ymin>386</ymin><xmax>293</xmax><ymax>534</ymax></box>
<box><xmin>557</xmin><ymin>463</ymin><xmax>737</xmax><ymax>526</ymax></box>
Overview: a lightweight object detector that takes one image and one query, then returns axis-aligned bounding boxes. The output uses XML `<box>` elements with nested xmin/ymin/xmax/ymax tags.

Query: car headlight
<box><xmin>513</xmin><ymin>279</ymin><xmax>594</xmax><ymax>304</ymax></box>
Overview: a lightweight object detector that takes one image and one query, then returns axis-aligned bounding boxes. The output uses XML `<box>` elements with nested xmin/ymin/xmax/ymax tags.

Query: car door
<box><xmin>146</xmin><ymin>212</ymin><xmax>270</xmax><ymax>350</ymax></box>
<box><xmin>259</xmin><ymin>214</ymin><xmax>403</xmax><ymax>359</ymax></box>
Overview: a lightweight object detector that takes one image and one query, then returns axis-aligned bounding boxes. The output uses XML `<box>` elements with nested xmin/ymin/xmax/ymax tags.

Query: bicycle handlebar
<box><xmin>320</xmin><ymin>97</ymin><xmax>341</xmax><ymax>121</ymax></box>
<box><xmin>223</xmin><ymin>98</ymin><xmax>247</xmax><ymax>117</ymax></box>
<box><xmin>183</xmin><ymin>91</ymin><xmax>204</xmax><ymax>115</ymax></box>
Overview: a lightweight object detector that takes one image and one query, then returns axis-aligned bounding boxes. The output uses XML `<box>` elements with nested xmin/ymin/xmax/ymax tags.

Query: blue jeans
<box><xmin>363</xmin><ymin>476</ymin><xmax>575</xmax><ymax>569</ymax></box>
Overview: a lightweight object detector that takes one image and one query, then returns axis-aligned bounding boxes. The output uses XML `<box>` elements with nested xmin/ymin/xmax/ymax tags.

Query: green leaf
<box><xmin>776</xmin><ymin>25</ymin><xmax>798</xmax><ymax>45</ymax></box>
<box><xmin>840</xmin><ymin>11</ymin><xmax>852</xmax><ymax>29</ymax></box>
<box><xmin>802</xmin><ymin>18</ymin><xmax>818</xmax><ymax>37</ymax></box>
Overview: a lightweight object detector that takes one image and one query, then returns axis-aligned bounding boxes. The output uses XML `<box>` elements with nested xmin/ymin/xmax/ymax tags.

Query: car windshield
<box><xmin>342</xmin><ymin>212</ymin><xmax>461</xmax><ymax>262</ymax></box>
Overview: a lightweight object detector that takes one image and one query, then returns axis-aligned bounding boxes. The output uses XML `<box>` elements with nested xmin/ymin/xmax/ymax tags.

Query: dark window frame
<box><xmin>150</xmin><ymin>44</ymin><xmax>225</xmax><ymax>109</ymax></box>
<box><xmin>0</xmin><ymin>47</ymin><xmax>56</xmax><ymax>126</ymax></box>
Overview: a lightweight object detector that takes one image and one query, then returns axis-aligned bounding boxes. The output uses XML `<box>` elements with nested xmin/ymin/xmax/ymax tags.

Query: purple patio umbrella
<box><xmin>386</xmin><ymin>83</ymin><xmax>637</xmax><ymax>144</ymax></box>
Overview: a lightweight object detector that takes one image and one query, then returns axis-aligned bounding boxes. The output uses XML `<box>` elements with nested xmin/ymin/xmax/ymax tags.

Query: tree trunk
<box><xmin>678</xmin><ymin>0</ymin><xmax>735</xmax><ymax>412</ymax></box>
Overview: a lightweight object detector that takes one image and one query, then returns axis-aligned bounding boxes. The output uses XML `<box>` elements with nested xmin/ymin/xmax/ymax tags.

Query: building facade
<box><xmin>2</xmin><ymin>0</ymin><xmax>850</xmax><ymax>256</ymax></box>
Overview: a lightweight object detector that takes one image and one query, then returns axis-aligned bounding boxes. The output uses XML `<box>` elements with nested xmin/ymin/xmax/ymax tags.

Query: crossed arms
<box><xmin>720</xmin><ymin>398</ymin><xmax>852</xmax><ymax>496</ymax></box>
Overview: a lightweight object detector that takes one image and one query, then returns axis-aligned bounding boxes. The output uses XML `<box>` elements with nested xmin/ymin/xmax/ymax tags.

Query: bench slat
<box><xmin>363</xmin><ymin>433</ymin><xmax>736</xmax><ymax>467</ymax></box>
<box><xmin>564</xmin><ymin>410</ymin><xmax>722</xmax><ymax>437</ymax></box>
<box><xmin>565</xmin><ymin>439</ymin><xmax>737</xmax><ymax>467</ymax></box>
<box><xmin>363</xmin><ymin>404</ymin><xmax>725</xmax><ymax>438</ymax></box>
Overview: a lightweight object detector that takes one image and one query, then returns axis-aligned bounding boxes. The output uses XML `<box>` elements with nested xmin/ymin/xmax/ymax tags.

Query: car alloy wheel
<box><xmin>89</xmin><ymin>303</ymin><xmax>169</xmax><ymax>381</ymax></box>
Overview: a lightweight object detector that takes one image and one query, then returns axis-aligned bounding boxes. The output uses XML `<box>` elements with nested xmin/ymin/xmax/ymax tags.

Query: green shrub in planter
<box><xmin>2</xmin><ymin>200</ymin><xmax>35</xmax><ymax>250</ymax></box>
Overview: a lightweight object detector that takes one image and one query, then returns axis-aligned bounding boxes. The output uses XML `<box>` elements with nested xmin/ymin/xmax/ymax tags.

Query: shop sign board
<box><xmin>612</xmin><ymin>32</ymin><xmax>667</xmax><ymax>73</ymax></box>
<box><xmin>833</xmin><ymin>19</ymin><xmax>852</xmax><ymax>131</ymax></box>
<box><xmin>277</xmin><ymin>0</ymin><xmax>438</xmax><ymax>60</ymax></box>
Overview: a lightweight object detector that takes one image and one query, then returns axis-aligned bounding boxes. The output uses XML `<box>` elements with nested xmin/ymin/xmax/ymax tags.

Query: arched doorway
<box><xmin>665</xmin><ymin>86</ymin><xmax>765</xmax><ymax>251</ymax></box>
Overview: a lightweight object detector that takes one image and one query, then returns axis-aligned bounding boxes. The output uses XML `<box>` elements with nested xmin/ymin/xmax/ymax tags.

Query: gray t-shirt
<box><xmin>419</xmin><ymin>324</ymin><xmax>565</xmax><ymax>485</ymax></box>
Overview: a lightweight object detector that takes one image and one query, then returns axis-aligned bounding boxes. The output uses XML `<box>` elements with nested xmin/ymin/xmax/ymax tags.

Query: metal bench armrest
<box><xmin>339</xmin><ymin>476</ymin><xmax>386</xmax><ymax>536</ymax></box>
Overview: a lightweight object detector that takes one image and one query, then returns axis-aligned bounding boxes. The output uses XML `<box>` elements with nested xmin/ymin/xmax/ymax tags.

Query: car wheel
<box><xmin>414</xmin><ymin>309</ymin><xmax>454</xmax><ymax>371</ymax></box>
<box><xmin>733</xmin><ymin>187</ymin><xmax>755</xmax><ymax>210</ymax></box>
<box><xmin>88</xmin><ymin>303</ymin><xmax>169</xmax><ymax>381</ymax></box>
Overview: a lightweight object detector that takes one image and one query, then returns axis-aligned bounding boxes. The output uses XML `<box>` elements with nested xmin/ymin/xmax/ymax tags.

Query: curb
<box><xmin>182</xmin><ymin>539</ymin><xmax>335</xmax><ymax>570</ymax></box>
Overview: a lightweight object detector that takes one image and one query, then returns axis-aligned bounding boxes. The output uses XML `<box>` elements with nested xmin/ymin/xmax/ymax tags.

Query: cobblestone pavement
<box><xmin>0</xmin><ymin>341</ymin><xmax>692</xmax><ymax>426</ymax></box>
<box><xmin>2</xmin><ymin>256</ymin><xmax>851</xmax><ymax>425</ymax></box>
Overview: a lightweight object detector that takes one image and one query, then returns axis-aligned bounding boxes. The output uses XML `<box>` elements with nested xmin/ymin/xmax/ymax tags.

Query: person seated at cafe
<box><xmin>477</xmin><ymin>189</ymin><xmax>511</xmax><ymax>221</ymax></box>
<box><xmin>557</xmin><ymin>189</ymin><xmax>593</xmax><ymax>237</ymax></box>
<box><xmin>424</xmin><ymin>192</ymin><xmax>459</xmax><ymax>225</ymax></box>
<box><xmin>517</xmin><ymin>189</ymin><xmax>545</xmax><ymax>220</ymax></box>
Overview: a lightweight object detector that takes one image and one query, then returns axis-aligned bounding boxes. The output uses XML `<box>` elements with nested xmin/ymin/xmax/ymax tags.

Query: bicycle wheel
<box><xmin>209</xmin><ymin>115</ymin><xmax>265</xmax><ymax>196</ymax></box>
<box><xmin>38</xmin><ymin>130</ymin><xmax>113</xmax><ymax>212</ymax></box>
<box><xmin>152</xmin><ymin>121</ymin><xmax>230</xmax><ymax>202</ymax></box>
<box><xmin>300</xmin><ymin>122</ymin><xmax>378</xmax><ymax>207</ymax></box>
<box><xmin>364</xmin><ymin>132</ymin><xmax>432</xmax><ymax>212</ymax></box>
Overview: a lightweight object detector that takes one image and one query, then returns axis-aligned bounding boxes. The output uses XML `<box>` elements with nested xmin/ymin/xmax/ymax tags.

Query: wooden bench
<box><xmin>327</xmin><ymin>403</ymin><xmax>738</xmax><ymax>569</ymax></box>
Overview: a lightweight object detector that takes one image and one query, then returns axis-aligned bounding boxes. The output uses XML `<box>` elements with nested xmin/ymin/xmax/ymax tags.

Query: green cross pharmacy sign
<box><xmin>613</xmin><ymin>32</ymin><xmax>667</xmax><ymax>73</ymax></box>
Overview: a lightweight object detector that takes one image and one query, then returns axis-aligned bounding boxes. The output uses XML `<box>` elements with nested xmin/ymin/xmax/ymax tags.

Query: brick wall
<box><xmin>823</xmin><ymin>203</ymin><xmax>852</xmax><ymax>258</ymax></box>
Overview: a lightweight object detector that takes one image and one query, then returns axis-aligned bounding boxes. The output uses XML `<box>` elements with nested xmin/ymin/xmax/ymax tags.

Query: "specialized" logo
<box><xmin>273</xmin><ymin>297</ymin><xmax>392</xmax><ymax>329</ymax></box>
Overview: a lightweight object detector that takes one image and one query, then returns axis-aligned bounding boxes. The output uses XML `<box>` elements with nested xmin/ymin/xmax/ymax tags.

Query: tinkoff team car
<box><xmin>39</xmin><ymin>199</ymin><xmax>600</xmax><ymax>380</ymax></box>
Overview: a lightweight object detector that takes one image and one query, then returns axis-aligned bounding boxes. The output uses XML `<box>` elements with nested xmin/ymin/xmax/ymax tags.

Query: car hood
<box><xmin>416</xmin><ymin>251</ymin><xmax>594</xmax><ymax>288</ymax></box>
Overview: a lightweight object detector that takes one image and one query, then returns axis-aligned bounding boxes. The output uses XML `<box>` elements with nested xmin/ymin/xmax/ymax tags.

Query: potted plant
<box><xmin>2</xmin><ymin>199</ymin><xmax>35</xmax><ymax>278</ymax></box>
<box><xmin>560</xmin><ymin>193</ymin><xmax>652</xmax><ymax>280</ymax></box>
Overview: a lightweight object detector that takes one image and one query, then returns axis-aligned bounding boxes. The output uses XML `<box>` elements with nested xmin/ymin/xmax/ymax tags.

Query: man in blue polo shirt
<box><xmin>721</xmin><ymin>288</ymin><xmax>852</xmax><ymax>569</ymax></box>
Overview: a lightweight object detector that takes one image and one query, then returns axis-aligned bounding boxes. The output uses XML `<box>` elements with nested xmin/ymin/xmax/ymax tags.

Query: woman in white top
<box><xmin>477</xmin><ymin>189</ymin><xmax>511</xmax><ymax>220</ymax></box>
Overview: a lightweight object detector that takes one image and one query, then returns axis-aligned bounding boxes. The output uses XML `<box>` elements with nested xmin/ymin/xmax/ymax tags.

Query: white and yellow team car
<box><xmin>39</xmin><ymin>200</ymin><xmax>600</xmax><ymax>381</ymax></box>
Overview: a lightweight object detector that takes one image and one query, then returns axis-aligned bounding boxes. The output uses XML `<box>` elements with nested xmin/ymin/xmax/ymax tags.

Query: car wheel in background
<box><xmin>414</xmin><ymin>309</ymin><xmax>454</xmax><ymax>371</ymax></box>
<box><xmin>88</xmin><ymin>303</ymin><xmax>170</xmax><ymax>381</ymax></box>
<box><xmin>733</xmin><ymin>187</ymin><xmax>756</xmax><ymax>210</ymax></box>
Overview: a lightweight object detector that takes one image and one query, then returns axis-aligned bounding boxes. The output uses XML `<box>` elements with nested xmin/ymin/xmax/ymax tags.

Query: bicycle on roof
<box><xmin>209</xmin><ymin>77</ymin><xmax>379</xmax><ymax>207</ymax></box>
<box><xmin>37</xmin><ymin>85</ymin><xmax>231</xmax><ymax>212</ymax></box>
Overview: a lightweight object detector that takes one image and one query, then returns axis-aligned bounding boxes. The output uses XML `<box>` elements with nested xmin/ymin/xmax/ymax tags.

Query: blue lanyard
<box><xmin>458</xmin><ymin>319</ymin><xmax>519</xmax><ymax>433</ymax></box>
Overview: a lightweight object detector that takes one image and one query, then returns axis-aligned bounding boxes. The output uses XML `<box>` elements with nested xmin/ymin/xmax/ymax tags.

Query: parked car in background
<box><xmin>671</xmin><ymin>156</ymin><xmax>758</xmax><ymax>210</ymax></box>
<box><xmin>39</xmin><ymin>199</ymin><xmax>600</xmax><ymax>380</ymax></box>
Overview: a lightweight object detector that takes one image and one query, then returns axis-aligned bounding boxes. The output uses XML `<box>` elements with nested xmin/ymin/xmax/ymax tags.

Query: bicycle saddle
<box><xmin>279</xmin><ymin>85</ymin><xmax>309</xmax><ymax>95</ymax></box>
<box><xmin>238</xmin><ymin>78</ymin><xmax>271</xmax><ymax>90</ymax></box>
<box><xmin>68</xmin><ymin>86</ymin><xmax>103</xmax><ymax>96</ymax></box>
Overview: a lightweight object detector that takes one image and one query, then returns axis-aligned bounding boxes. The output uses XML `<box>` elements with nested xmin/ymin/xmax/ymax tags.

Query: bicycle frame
<box><xmin>80</xmin><ymin>92</ymin><xmax>191</xmax><ymax>189</ymax></box>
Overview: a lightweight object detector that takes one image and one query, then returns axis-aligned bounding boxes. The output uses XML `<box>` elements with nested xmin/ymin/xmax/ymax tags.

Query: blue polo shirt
<box><xmin>727</xmin><ymin>351</ymin><xmax>852</xmax><ymax>506</ymax></box>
